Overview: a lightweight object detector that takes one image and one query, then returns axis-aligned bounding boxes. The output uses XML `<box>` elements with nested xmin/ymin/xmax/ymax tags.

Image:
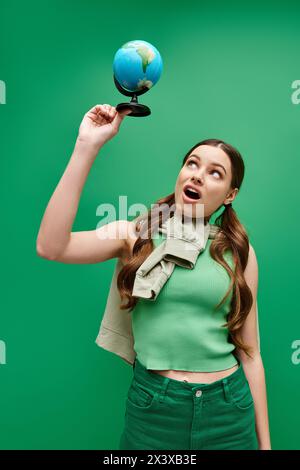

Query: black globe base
<box><xmin>116</xmin><ymin>102</ymin><xmax>151</xmax><ymax>117</ymax></box>
<box><xmin>114</xmin><ymin>75</ymin><xmax>151</xmax><ymax>117</ymax></box>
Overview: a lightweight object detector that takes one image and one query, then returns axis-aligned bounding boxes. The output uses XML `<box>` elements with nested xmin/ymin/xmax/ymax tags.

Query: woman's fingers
<box><xmin>85</xmin><ymin>104</ymin><xmax>111</xmax><ymax>117</ymax></box>
<box><xmin>84</xmin><ymin>103</ymin><xmax>128</xmax><ymax>128</ymax></box>
<box><xmin>85</xmin><ymin>104</ymin><xmax>101</xmax><ymax>115</ymax></box>
<box><xmin>99</xmin><ymin>106</ymin><xmax>114</xmax><ymax>123</ymax></box>
<box><xmin>98</xmin><ymin>105</ymin><xmax>116</xmax><ymax>121</ymax></box>
<box><xmin>103</xmin><ymin>104</ymin><xmax>117</xmax><ymax>120</ymax></box>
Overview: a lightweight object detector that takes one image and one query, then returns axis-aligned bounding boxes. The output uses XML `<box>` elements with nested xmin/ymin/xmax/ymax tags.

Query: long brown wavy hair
<box><xmin>117</xmin><ymin>138</ymin><xmax>254</xmax><ymax>358</ymax></box>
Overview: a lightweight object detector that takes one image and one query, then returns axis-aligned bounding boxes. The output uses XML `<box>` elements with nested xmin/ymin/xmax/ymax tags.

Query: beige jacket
<box><xmin>94</xmin><ymin>223</ymin><xmax>260</xmax><ymax>366</ymax></box>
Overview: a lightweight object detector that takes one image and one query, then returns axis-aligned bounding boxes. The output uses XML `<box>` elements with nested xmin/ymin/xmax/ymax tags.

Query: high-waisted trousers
<box><xmin>118</xmin><ymin>357</ymin><xmax>258</xmax><ymax>450</ymax></box>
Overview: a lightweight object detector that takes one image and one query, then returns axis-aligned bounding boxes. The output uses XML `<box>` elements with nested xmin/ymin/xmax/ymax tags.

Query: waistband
<box><xmin>132</xmin><ymin>357</ymin><xmax>247</xmax><ymax>402</ymax></box>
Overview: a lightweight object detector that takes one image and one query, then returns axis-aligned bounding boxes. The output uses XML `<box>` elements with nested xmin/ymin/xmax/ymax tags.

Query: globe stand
<box><xmin>114</xmin><ymin>75</ymin><xmax>151</xmax><ymax>117</ymax></box>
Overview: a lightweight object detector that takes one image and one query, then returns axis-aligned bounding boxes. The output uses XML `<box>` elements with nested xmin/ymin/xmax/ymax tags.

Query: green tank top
<box><xmin>131</xmin><ymin>231</ymin><xmax>238</xmax><ymax>372</ymax></box>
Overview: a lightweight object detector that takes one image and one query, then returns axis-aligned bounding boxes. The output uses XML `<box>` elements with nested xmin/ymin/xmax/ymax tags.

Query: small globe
<box><xmin>113</xmin><ymin>40</ymin><xmax>163</xmax><ymax>93</ymax></box>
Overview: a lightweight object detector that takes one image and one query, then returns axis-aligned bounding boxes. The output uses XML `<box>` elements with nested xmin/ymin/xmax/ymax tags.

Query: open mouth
<box><xmin>183</xmin><ymin>186</ymin><xmax>201</xmax><ymax>201</ymax></box>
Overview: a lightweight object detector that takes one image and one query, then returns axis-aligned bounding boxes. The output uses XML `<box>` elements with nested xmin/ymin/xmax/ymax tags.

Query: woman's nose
<box><xmin>191</xmin><ymin>175</ymin><xmax>203</xmax><ymax>185</ymax></box>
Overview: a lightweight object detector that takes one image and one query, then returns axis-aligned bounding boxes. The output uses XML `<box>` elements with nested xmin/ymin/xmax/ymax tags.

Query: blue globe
<box><xmin>113</xmin><ymin>40</ymin><xmax>163</xmax><ymax>93</ymax></box>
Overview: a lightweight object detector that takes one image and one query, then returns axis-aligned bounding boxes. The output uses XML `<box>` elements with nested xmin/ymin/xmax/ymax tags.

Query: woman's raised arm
<box><xmin>36</xmin><ymin>103</ymin><xmax>132</xmax><ymax>263</ymax></box>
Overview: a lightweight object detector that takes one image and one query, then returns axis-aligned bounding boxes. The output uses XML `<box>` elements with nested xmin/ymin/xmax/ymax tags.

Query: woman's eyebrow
<box><xmin>189</xmin><ymin>154</ymin><xmax>227</xmax><ymax>174</ymax></box>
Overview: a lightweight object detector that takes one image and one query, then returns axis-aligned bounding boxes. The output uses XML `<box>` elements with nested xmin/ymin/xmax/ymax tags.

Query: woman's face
<box><xmin>174</xmin><ymin>144</ymin><xmax>238</xmax><ymax>220</ymax></box>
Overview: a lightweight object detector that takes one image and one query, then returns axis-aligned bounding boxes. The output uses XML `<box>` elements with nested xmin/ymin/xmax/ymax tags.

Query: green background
<box><xmin>1</xmin><ymin>0</ymin><xmax>299</xmax><ymax>450</ymax></box>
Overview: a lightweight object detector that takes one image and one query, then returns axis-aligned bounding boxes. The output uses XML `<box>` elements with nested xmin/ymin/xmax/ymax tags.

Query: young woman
<box><xmin>36</xmin><ymin>104</ymin><xmax>271</xmax><ymax>450</ymax></box>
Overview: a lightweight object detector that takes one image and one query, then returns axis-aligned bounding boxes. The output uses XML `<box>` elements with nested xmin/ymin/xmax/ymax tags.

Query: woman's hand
<box><xmin>77</xmin><ymin>103</ymin><xmax>132</xmax><ymax>149</ymax></box>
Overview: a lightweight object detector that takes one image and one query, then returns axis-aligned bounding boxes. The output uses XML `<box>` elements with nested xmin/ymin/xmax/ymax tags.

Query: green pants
<box><xmin>119</xmin><ymin>357</ymin><xmax>258</xmax><ymax>450</ymax></box>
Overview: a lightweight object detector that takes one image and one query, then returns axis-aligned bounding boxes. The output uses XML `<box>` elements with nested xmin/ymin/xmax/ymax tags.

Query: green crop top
<box><xmin>131</xmin><ymin>232</ymin><xmax>239</xmax><ymax>372</ymax></box>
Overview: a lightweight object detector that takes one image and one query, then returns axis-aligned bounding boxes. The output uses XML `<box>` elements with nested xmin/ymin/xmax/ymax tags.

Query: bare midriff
<box><xmin>149</xmin><ymin>363</ymin><xmax>239</xmax><ymax>384</ymax></box>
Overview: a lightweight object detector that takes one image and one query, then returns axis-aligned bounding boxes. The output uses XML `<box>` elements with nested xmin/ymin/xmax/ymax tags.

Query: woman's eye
<box><xmin>211</xmin><ymin>169</ymin><xmax>222</xmax><ymax>178</ymax></box>
<box><xmin>187</xmin><ymin>160</ymin><xmax>197</xmax><ymax>168</ymax></box>
<box><xmin>187</xmin><ymin>160</ymin><xmax>222</xmax><ymax>178</ymax></box>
